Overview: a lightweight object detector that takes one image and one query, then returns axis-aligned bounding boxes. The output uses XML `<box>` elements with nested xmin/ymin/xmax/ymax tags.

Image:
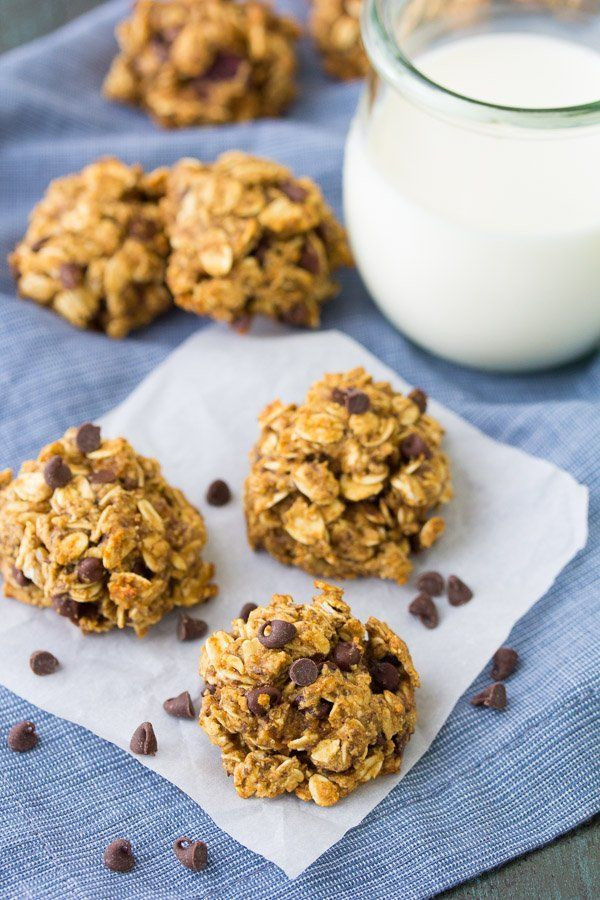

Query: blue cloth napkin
<box><xmin>0</xmin><ymin>2</ymin><xmax>598</xmax><ymax>896</ymax></box>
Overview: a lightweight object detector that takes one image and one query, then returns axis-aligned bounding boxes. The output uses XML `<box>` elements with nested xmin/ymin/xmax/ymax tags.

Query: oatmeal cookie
<box><xmin>199</xmin><ymin>580</ymin><xmax>419</xmax><ymax>805</ymax></box>
<box><xmin>103</xmin><ymin>0</ymin><xmax>300</xmax><ymax>128</ymax></box>
<box><xmin>0</xmin><ymin>424</ymin><xmax>216</xmax><ymax>636</ymax></box>
<box><xmin>310</xmin><ymin>0</ymin><xmax>369</xmax><ymax>80</ymax></box>
<box><xmin>9</xmin><ymin>158</ymin><xmax>171</xmax><ymax>339</ymax></box>
<box><xmin>163</xmin><ymin>152</ymin><xmax>352</xmax><ymax>327</ymax></box>
<box><xmin>245</xmin><ymin>369</ymin><xmax>452</xmax><ymax>584</ymax></box>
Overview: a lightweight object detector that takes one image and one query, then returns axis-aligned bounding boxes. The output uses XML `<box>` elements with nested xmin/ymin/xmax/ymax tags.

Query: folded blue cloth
<box><xmin>0</xmin><ymin>2</ymin><xmax>598</xmax><ymax>896</ymax></box>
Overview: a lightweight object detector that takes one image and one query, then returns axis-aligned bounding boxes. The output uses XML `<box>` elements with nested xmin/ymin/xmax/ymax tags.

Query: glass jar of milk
<box><xmin>344</xmin><ymin>0</ymin><xmax>600</xmax><ymax>371</ymax></box>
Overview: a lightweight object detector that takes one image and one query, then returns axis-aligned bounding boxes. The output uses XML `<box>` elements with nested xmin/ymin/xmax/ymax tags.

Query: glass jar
<box><xmin>343</xmin><ymin>0</ymin><xmax>600</xmax><ymax>371</ymax></box>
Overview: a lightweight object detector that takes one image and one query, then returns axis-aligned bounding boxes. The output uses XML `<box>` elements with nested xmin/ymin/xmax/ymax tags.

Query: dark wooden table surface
<box><xmin>1</xmin><ymin>2</ymin><xmax>598</xmax><ymax>896</ymax></box>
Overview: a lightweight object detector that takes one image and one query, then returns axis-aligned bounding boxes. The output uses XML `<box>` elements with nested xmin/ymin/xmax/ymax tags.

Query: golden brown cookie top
<box><xmin>0</xmin><ymin>424</ymin><xmax>216</xmax><ymax>635</ymax></box>
<box><xmin>199</xmin><ymin>580</ymin><xmax>418</xmax><ymax>805</ymax></box>
<box><xmin>103</xmin><ymin>0</ymin><xmax>300</xmax><ymax>127</ymax></box>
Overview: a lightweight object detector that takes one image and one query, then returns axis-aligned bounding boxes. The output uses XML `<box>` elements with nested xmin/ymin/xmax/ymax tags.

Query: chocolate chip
<box><xmin>30</xmin><ymin>237</ymin><xmax>48</xmax><ymax>252</ymax></box>
<box><xmin>415</xmin><ymin>571</ymin><xmax>444</xmax><ymax>597</ymax></box>
<box><xmin>258</xmin><ymin>619</ymin><xmax>297</xmax><ymax>649</ymax></box>
<box><xmin>345</xmin><ymin>389</ymin><xmax>370</xmax><ymax>415</ymax></box>
<box><xmin>239</xmin><ymin>602</ymin><xmax>257</xmax><ymax>622</ymax></box>
<box><xmin>206</xmin><ymin>479</ymin><xmax>231</xmax><ymax>507</ymax></box>
<box><xmin>51</xmin><ymin>593</ymin><xmax>83</xmax><ymax>623</ymax></box>
<box><xmin>371</xmin><ymin>660</ymin><xmax>400</xmax><ymax>692</ymax></box>
<box><xmin>314</xmin><ymin>698</ymin><xmax>333</xmax><ymax>719</ymax></box>
<box><xmin>279</xmin><ymin>180</ymin><xmax>308</xmax><ymax>203</ymax></box>
<box><xmin>131</xmin><ymin>557</ymin><xmax>153</xmax><ymax>580</ymax></box>
<box><xmin>408</xmin><ymin>592</ymin><xmax>439</xmax><ymax>628</ymax></box>
<box><xmin>29</xmin><ymin>650</ymin><xmax>59</xmax><ymax>676</ymax></box>
<box><xmin>203</xmin><ymin>52</ymin><xmax>243</xmax><ymax>81</ymax></box>
<box><xmin>447</xmin><ymin>575</ymin><xmax>473</xmax><ymax>606</ymax></box>
<box><xmin>400</xmin><ymin>433</ymin><xmax>431</xmax><ymax>461</ymax></box>
<box><xmin>103</xmin><ymin>838</ymin><xmax>135</xmax><ymax>873</ymax></box>
<box><xmin>177</xmin><ymin>613</ymin><xmax>208</xmax><ymax>642</ymax></box>
<box><xmin>59</xmin><ymin>262</ymin><xmax>84</xmax><ymax>289</ymax></box>
<box><xmin>7</xmin><ymin>720</ymin><xmax>38</xmax><ymax>752</ymax></box>
<box><xmin>11</xmin><ymin>565</ymin><xmax>30</xmax><ymax>586</ymax></box>
<box><xmin>282</xmin><ymin>301</ymin><xmax>311</xmax><ymax>328</ymax></box>
<box><xmin>163</xmin><ymin>691</ymin><xmax>195</xmax><ymax>719</ymax></box>
<box><xmin>471</xmin><ymin>683</ymin><xmax>507</xmax><ymax>710</ymax></box>
<box><xmin>331</xmin><ymin>387</ymin><xmax>347</xmax><ymax>405</ymax></box>
<box><xmin>491</xmin><ymin>647</ymin><xmax>518</xmax><ymax>681</ymax></box>
<box><xmin>128</xmin><ymin>218</ymin><xmax>157</xmax><ymax>241</ymax></box>
<box><xmin>77</xmin><ymin>556</ymin><xmax>105</xmax><ymax>583</ymax></box>
<box><xmin>75</xmin><ymin>422</ymin><xmax>101</xmax><ymax>454</ymax></box>
<box><xmin>43</xmin><ymin>455</ymin><xmax>72</xmax><ymax>489</ymax></box>
<box><xmin>331</xmin><ymin>641</ymin><xmax>361</xmax><ymax>671</ymax></box>
<box><xmin>246</xmin><ymin>684</ymin><xmax>281</xmax><ymax>716</ymax></box>
<box><xmin>289</xmin><ymin>658</ymin><xmax>319</xmax><ymax>686</ymax></box>
<box><xmin>129</xmin><ymin>721</ymin><xmax>157</xmax><ymax>755</ymax></box>
<box><xmin>173</xmin><ymin>837</ymin><xmax>208</xmax><ymax>871</ymax></box>
<box><xmin>203</xmin><ymin>682</ymin><xmax>216</xmax><ymax>695</ymax></box>
<box><xmin>298</xmin><ymin>242</ymin><xmax>319</xmax><ymax>275</ymax></box>
<box><xmin>89</xmin><ymin>467</ymin><xmax>117</xmax><ymax>484</ymax></box>
<box><xmin>408</xmin><ymin>388</ymin><xmax>428</xmax><ymax>414</ymax></box>
<box><xmin>231</xmin><ymin>312</ymin><xmax>253</xmax><ymax>333</ymax></box>
<box><xmin>408</xmin><ymin>533</ymin><xmax>422</xmax><ymax>554</ymax></box>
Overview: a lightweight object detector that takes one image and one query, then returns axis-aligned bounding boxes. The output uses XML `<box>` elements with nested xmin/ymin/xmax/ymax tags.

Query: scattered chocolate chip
<box><xmin>408</xmin><ymin>593</ymin><xmax>439</xmax><ymax>629</ymax></box>
<box><xmin>246</xmin><ymin>684</ymin><xmax>281</xmax><ymax>716</ymax></box>
<box><xmin>408</xmin><ymin>533</ymin><xmax>422</xmax><ymax>554</ymax></box>
<box><xmin>203</xmin><ymin>682</ymin><xmax>216</xmax><ymax>695</ymax></box>
<box><xmin>43</xmin><ymin>455</ymin><xmax>72</xmax><ymax>489</ymax></box>
<box><xmin>203</xmin><ymin>52</ymin><xmax>243</xmax><ymax>81</ymax></box>
<box><xmin>281</xmin><ymin>301</ymin><xmax>311</xmax><ymax>327</ymax></box>
<box><xmin>129</xmin><ymin>721</ymin><xmax>157</xmax><ymax>755</ymax></box>
<box><xmin>51</xmin><ymin>593</ymin><xmax>83</xmax><ymax>623</ymax></box>
<box><xmin>239</xmin><ymin>602</ymin><xmax>257</xmax><ymax>622</ymax></box>
<box><xmin>408</xmin><ymin>388</ymin><xmax>428</xmax><ymax>414</ymax></box>
<box><xmin>11</xmin><ymin>565</ymin><xmax>30</xmax><ymax>586</ymax></box>
<box><xmin>331</xmin><ymin>387</ymin><xmax>347</xmax><ymax>405</ymax></box>
<box><xmin>29</xmin><ymin>650</ymin><xmax>59</xmax><ymax>676</ymax></box>
<box><xmin>206</xmin><ymin>479</ymin><xmax>231</xmax><ymax>507</ymax></box>
<box><xmin>447</xmin><ymin>575</ymin><xmax>473</xmax><ymax>606</ymax></box>
<box><xmin>314</xmin><ymin>698</ymin><xmax>333</xmax><ymax>719</ymax></box>
<box><xmin>59</xmin><ymin>262</ymin><xmax>85</xmax><ymax>289</ymax></box>
<box><xmin>173</xmin><ymin>837</ymin><xmax>208</xmax><ymax>871</ymax></box>
<box><xmin>30</xmin><ymin>237</ymin><xmax>48</xmax><ymax>252</ymax></box>
<box><xmin>131</xmin><ymin>557</ymin><xmax>153</xmax><ymax>580</ymax></box>
<box><xmin>400</xmin><ymin>433</ymin><xmax>431</xmax><ymax>461</ymax></box>
<box><xmin>75</xmin><ymin>424</ymin><xmax>100</xmax><ymax>456</ymax></box>
<box><xmin>88</xmin><ymin>467</ymin><xmax>117</xmax><ymax>484</ymax></box>
<box><xmin>122</xmin><ymin>475</ymin><xmax>138</xmax><ymax>490</ymax></box>
<box><xmin>289</xmin><ymin>658</ymin><xmax>319</xmax><ymax>686</ymax></box>
<box><xmin>491</xmin><ymin>647</ymin><xmax>518</xmax><ymax>681</ymax></box>
<box><xmin>177</xmin><ymin>613</ymin><xmax>208</xmax><ymax>642</ymax></box>
<box><xmin>8</xmin><ymin>721</ymin><xmax>38</xmax><ymax>752</ymax></box>
<box><xmin>374</xmin><ymin>733</ymin><xmax>386</xmax><ymax>747</ymax></box>
<box><xmin>128</xmin><ymin>217</ymin><xmax>157</xmax><ymax>241</ymax></box>
<box><xmin>298</xmin><ymin>242</ymin><xmax>319</xmax><ymax>275</ymax></box>
<box><xmin>470</xmin><ymin>683</ymin><xmax>507</xmax><ymax>710</ymax></box>
<box><xmin>163</xmin><ymin>691</ymin><xmax>195</xmax><ymax>719</ymax></box>
<box><xmin>371</xmin><ymin>660</ymin><xmax>401</xmax><ymax>692</ymax></box>
<box><xmin>279</xmin><ymin>180</ymin><xmax>308</xmax><ymax>203</ymax></box>
<box><xmin>331</xmin><ymin>641</ymin><xmax>361</xmax><ymax>671</ymax></box>
<box><xmin>77</xmin><ymin>556</ymin><xmax>105</xmax><ymax>583</ymax></box>
<box><xmin>415</xmin><ymin>571</ymin><xmax>444</xmax><ymax>597</ymax></box>
<box><xmin>103</xmin><ymin>838</ymin><xmax>135</xmax><ymax>873</ymax></box>
<box><xmin>258</xmin><ymin>619</ymin><xmax>297</xmax><ymax>649</ymax></box>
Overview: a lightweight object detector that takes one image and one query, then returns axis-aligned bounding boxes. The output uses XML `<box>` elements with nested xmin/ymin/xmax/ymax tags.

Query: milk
<box><xmin>344</xmin><ymin>32</ymin><xmax>600</xmax><ymax>370</ymax></box>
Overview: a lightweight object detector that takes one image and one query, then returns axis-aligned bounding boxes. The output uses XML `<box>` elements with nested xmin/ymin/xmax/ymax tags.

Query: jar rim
<box><xmin>362</xmin><ymin>0</ymin><xmax>600</xmax><ymax>130</ymax></box>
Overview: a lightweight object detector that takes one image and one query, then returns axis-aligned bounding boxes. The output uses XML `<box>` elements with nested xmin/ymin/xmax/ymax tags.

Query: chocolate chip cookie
<box><xmin>103</xmin><ymin>0</ymin><xmax>300</xmax><ymax>128</ymax></box>
<box><xmin>163</xmin><ymin>152</ymin><xmax>352</xmax><ymax>327</ymax></box>
<box><xmin>199</xmin><ymin>581</ymin><xmax>419</xmax><ymax>805</ymax></box>
<box><xmin>244</xmin><ymin>369</ymin><xmax>452</xmax><ymax>584</ymax></box>
<box><xmin>0</xmin><ymin>424</ymin><xmax>216</xmax><ymax>635</ymax></box>
<box><xmin>9</xmin><ymin>158</ymin><xmax>171</xmax><ymax>338</ymax></box>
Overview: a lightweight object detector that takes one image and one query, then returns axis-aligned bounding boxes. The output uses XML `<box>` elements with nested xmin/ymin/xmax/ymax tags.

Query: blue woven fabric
<box><xmin>0</xmin><ymin>2</ymin><xmax>598</xmax><ymax>897</ymax></box>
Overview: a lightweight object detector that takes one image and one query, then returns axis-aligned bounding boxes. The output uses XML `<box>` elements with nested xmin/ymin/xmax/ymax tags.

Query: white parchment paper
<box><xmin>0</xmin><ymin>328</ymin><xmax>588</xmax><ymax>877</ymax></box>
